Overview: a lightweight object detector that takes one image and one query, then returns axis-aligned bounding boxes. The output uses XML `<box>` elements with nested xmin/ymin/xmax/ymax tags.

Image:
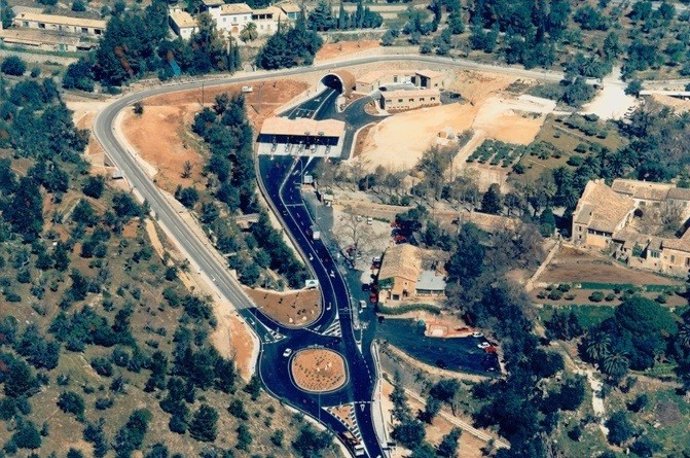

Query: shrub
<box><xmin>567</xmin><ymin>155</ymin><xmax>584</xmax><ymax>167</ymax></box>
<box><xmin>548</xmin><ymin>289</ymin><xmax>564</xmax><ymax>300</ymax></box>
<box><xmin>605</xmin><ymin>293</ymin><xmax>616</xmax><ymax>302</ymax></box>
<box><xmin>1</xmin><ymin>56</ymin><xmax>26</xmax><ymax>76</ymax></box>
<box><xmin>57</xmin><ymin>391</ymin><xmax>85</xmax><ymax>418</ymax></box>
<box><xmin>91</xmin><ymin>357</ymin><xmax>113</xmax><ymax>377</ymax></box>
<box><xmin>574</xmin><ymin>143</ymin><xmax>589</xmax><ymax>153</ymax></box>
<box><xmin>589</xmin><ymin>291</ymin><xmax>605</xmax><ymax>302</ymax></box>
<box><xmin>82</xmin><ymin>176</ymin><xmax>105</xmax><ymax>199</ymax></box>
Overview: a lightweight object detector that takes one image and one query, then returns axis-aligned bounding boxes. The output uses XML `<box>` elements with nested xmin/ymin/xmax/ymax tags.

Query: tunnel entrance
<box><xmin>320</xmin><ymin>70</ymin><xmax>355</xmax><ymax>97</ymax></box>
<box><xmin>321</xmin><ymin>74</ymin><xmax>343</xmax><ymax>93</ymax></box>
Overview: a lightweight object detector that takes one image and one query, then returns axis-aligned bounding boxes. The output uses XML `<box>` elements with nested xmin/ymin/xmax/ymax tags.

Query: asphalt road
<box><xmin>92</xmin><ymin>53</ymin><xmax>601</xmax><ymax>457</ymax></box>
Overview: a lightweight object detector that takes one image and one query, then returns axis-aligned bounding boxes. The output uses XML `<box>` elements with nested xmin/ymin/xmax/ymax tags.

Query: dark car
<box><xmin>361</xmin><ymin>283</ymin><xmax>371</xmax><ymax>292</ymax></box>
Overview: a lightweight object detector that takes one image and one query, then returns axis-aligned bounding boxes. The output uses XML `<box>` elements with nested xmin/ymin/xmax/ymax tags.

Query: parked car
<box><xmin>282</xmin><ymin>348</ymin><xmax>293</xmax><ymax>357</ymax></box>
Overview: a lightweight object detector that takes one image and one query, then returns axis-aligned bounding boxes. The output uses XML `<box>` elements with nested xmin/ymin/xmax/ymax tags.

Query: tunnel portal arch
<box><xmin>320</xmin><ymin>70</ymin><xmax>355</xmax><ymax>97</ymax></box>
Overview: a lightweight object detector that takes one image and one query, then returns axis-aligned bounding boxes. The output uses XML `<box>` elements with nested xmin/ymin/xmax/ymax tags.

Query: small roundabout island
<box><xmin>290</xmin><ymin>347</ymin><xmax>348</xmax><ymax>393</ymax></box>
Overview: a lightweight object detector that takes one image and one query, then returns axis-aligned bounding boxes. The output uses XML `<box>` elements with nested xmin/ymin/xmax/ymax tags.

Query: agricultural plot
<box><xmin>513</xmin><ymin>114</ymin><xmax>627</xmax><ymax>183</ymax></box>
<box><xmin>466</xmin><ymin>139</ymin><xmax>525</xmax><ymax>168</ymax></box>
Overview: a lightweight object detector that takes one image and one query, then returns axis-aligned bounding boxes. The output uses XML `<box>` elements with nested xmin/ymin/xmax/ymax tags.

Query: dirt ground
<box><xmin>538</xmin><ymin>245</ymin><xmax>681</xmax><ymax>286</ymax></box>
<box><xmin>651</xmin><ymin>94</ymin><xmax>690</xmax><ymax>113</ymax></box>
<box><xmin>315</xmin><ymin>39</ymin><xmax>380</xmax><ymax>62</ymax></box>
<box><xmin>120</xmin><ymin>79</ymin><xmax>308</xmax><ymax>194</ymax></box>
<box><xmin>244</xmin><ymin>287</ymin><xmax>321</xmax><ymax>327</ymax></box>
<box><xmin>381</xmin><ymin>379</ymin><xmax>486</xmax><ymax>458</ymax></box>
<box><xmin>581</xmin><ymin>67</ymin><xmax>639</xmax><ymax>120</ymax></box>
<box><xmin>291</xmin><ymin>348</ymin><xmax>347</xmax><ymax>392</ymax></box>
<box><xmin>352</xmin><ymin>123</ymin><xmax>376</xmax><ymax>158</ymax></box>
<box><xmin>359</xmin><ymin>70</ymin><xmax>552</xmax><ymax>172</ymax></box>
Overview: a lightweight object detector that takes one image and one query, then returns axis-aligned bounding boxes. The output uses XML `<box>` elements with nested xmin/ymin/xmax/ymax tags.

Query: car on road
<box><xmin>282</xmin><ymin>348</ymin><xmax>293</xmax><ymax>357</ymax></box>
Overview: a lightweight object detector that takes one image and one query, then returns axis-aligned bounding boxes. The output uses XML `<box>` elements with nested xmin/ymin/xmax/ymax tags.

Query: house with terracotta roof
<box><xmin>572</xmin><ymin>179</ymin><xmax>636</xmax><ymax>249</ymax></box>
<box><xmin>377</xmin><ymin>244</ymin><xmax>447</xmax><ymax>303</ymax></box>
<box><xmin>573</xmin><ymin>179</ymin><xmax>690</xmax><ymax>277</ymax></box>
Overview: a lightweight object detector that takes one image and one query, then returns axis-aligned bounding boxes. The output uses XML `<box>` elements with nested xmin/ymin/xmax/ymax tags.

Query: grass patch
<box><xmin>640</xmin><ymin>361</ymin><xmax>678</xmax><ymax>380</ymax></box>
<box><xmin>540</xmin><ymin>304</ymin><xmax>615</xmax><ymax>329</ymax></box>
<box><xmin>578</xmin><ymin>282</ymin><xmax>635</xmax><ymax>290</ymax></box>
<box><xmin>376</xmin><ymin>303</ymin><xmax>442</xmax><ymax>315</ymax></box>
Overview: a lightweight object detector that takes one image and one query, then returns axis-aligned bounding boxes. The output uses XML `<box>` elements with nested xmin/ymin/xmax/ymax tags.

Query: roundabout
<box><xmin>291</xmin><ymin>347</ymin><xmax>348</xmax><ymax>393</ymax></box>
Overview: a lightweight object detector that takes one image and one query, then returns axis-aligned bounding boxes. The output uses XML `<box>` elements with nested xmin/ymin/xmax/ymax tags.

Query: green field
<box><xmin>539</xmin><ymin>304</ymin><xmax>615</xmax><ymax>329</ymax></box>
<box><xmin>514</xmin><ymin>115</ymin><xmax>627</xmax><ymax>184</ymax></box>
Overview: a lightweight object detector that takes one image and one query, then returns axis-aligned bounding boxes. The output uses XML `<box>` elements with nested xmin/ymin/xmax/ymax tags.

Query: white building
<box><xmin>251</xmin><ymin>6</ymin><xmax>286</xmax><ymax>35</ymax></box>
<box><xmin>13</xmin><ymin>12</ymin><xmax>106</xmax><ymax>37</ymax></box>
<box><xmin>169</xmin><ymin>8</ymin><xmax>198</xmax><ymax>40</ymax></box>
<box><xmin>167</xmin><ymin>0</ymin><xmax>301</xmax><ymax>41</ymax></box>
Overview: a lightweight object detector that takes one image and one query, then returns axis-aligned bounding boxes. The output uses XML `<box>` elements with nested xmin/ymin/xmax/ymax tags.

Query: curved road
<box><xmin>93</xmin><ymin>52</ymin><xmax>628</xmax><ymax>457</ymax></box>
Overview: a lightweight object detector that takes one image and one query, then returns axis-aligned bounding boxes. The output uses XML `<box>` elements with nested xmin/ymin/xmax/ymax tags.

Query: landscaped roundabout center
<box><xmin>290</xmin><ymin>347</ymin><xmax>348</xmax><ymax>393</ymax></box>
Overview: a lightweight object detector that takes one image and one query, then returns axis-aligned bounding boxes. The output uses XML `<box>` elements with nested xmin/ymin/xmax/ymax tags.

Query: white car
<box><xmin>477</xmin><ymin>342</ymin><xmax>491</xmax><ymax>349</ymax></box>
<box><xmin>359</xmin><ymin>300</ymin><xmax>367</xmax><ymax>309</ymax></box>
<box><xmin>282</xmin><ymin>348</ymin><xmax>293</xmax><ymax>357</ymax></box>
<box><xmin>472</xmin><ymin>331</ymin><xmax>484</xmax><ymax>338</ymax></box>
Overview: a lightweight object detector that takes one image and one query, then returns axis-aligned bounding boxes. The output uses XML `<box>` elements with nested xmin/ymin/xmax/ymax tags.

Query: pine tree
<box><xmin>189</xmin><ymin>404</ymin><xmax>218</xmax><ymax>442</ymax></box>
<box><xmin>337</xmin><ymin>1</ymin><xmax>346</xmax><ymax>29</ymax></box>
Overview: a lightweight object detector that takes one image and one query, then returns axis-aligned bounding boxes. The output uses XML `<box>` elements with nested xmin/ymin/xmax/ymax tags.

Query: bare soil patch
<box><xmin>244</xmin><ymin>287</ymin><xmax>321</xmax><ymax>327</ymax></box>
<box><xmin>352</xmin><ymin>123</ymin><xmax>375</xmax><ymax>158</ymax></box>
<box><xmin>291</xmin><ymin>348</ymin><xmax>347</xmax><ymax>393</ymax></box>
<box><xmin>656</xmin><ymin>401</ymin><xmax>683</xmax><ymax>426</ymax></box>
<box><xmin>651</xmin><ymin>94</ymin><xmax>690</xmax><ymax>113</ymax></box>
<box><xmin>361</xmin><ymin>103</ymin><xmax>479</xmax><ymax>170</ymax></box>
<box><xmin>226</xmin><ymin>313</ymin><xmax>255</xmax><ymax>380</ymax></box>
<box><xmin>538</xmin><ymin>245</ymin><xmax>681</xmax><ymax>286</ymax></box>
<box><xmin>315</xmin><ymin>39</ymin><xmax>380</xmax><ymax>62</ymax></box>
<box><xmin>120</xmin><ymin>80</ymin><xmax>308</xmax><ymax>194</ymax></box>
